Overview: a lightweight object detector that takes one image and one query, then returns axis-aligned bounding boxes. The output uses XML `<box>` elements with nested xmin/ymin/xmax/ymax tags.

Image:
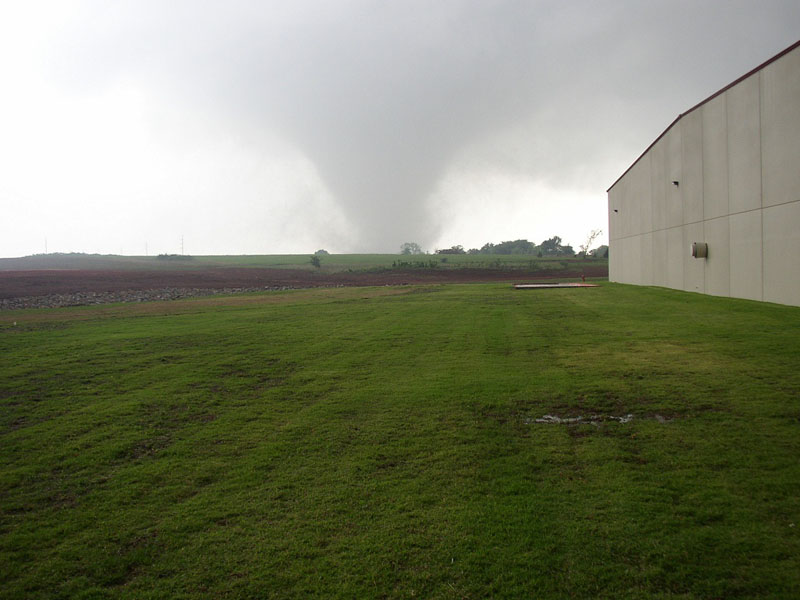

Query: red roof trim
<box><xmin>607</xmin><ymin>39</ymin><xmax>800</xmax><ymax>193</ymax></box>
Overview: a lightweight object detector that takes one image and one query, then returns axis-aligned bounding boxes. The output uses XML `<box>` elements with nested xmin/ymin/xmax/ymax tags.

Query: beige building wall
<box><xmin>608</xmin><ymin>41</ymin><xmax>800</xmax><ymax>307</ymax></box>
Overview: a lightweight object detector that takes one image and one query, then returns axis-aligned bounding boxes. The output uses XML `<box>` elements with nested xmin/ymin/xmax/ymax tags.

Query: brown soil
<box><xmin>0</xmin><ymin>265</ymin><xmax>608</xmax><ymax>300</ymax></box>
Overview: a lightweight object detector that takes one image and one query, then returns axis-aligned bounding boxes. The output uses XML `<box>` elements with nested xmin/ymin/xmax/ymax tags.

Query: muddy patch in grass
<box><xmin>529</xmin><ymin>413</ymin><xmax>673</xmax><ymax>426</ymax></box>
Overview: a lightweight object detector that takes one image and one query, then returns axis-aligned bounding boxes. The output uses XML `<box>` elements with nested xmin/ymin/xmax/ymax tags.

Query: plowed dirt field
<box><xmin>0</xmin><ymin>265</ymin><xmax>608</xmax><ymax>300</ymax></box>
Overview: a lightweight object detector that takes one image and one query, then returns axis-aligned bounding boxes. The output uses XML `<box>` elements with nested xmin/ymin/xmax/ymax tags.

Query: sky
<box><xmin>1</xmin><ymin>1</ymin><xmax>799</xmax><ymax>257</ymax></box>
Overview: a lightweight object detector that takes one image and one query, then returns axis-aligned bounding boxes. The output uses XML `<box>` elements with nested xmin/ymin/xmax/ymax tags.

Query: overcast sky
<box><xmin>1</xmin><ymin>1</ymin><xmax>798</xmax><ymax>257</ymax></box>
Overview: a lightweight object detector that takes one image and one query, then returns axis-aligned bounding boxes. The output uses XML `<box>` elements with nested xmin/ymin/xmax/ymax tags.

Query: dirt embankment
<box><xmin>0</xmin><ymin>265</ymin><xmax>608</xmax><ymax>309</ymax></box>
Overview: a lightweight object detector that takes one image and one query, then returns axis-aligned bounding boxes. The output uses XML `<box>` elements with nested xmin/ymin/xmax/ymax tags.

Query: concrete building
<box><xmin>607</xmin><ymin>40</ymin><xmax>800</xmax><ymax>306</ymax></box>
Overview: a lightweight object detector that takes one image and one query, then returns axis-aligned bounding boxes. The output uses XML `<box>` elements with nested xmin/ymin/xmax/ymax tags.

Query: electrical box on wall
<box><xmin>691</xmin><ymin>242</ymin><xmax>708</xmax><ymax>259</ymax></box>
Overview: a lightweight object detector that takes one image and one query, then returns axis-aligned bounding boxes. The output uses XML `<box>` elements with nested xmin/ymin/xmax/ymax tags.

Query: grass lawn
<box><xmin>0</xmin><ymin>252</ymin><xmax>606</xmax><ymax>274</ymax></box>
<box><xmin>1</xmin><ymin>283</ymin><xmax>799</xmax><ymax>598</ymax></box>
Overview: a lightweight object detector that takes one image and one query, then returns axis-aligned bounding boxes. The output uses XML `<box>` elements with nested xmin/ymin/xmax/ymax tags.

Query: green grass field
<box><xmin>0</xmin><ymin>252</ymin><xmax>604</xmax><ymax>273</ymax></box>
<box><xmin>1</xmin><ymin>283</ymin><xmax>799</xmax><ymax>598</ymax></box>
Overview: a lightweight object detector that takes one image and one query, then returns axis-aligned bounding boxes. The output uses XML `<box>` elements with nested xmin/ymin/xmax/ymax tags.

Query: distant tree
<box><xmin>590</xmin><ymin>245</ymin><xmax>609</xmax><ymax>258</ymax></box>
<box><xmin>400</xmin><ymin>242</ymin><xmax>424</xmax><ymax>255</ymax></box>
<box><xmin>539</xmin><ymin>236</ymin><xmax>563</xmax><ymax>256</ymax></box>
<box><xmin>492</xmin><ymin>239</ymin><xmax>537</xmax><ymax>255</ymax></box>
<box><xmin>310</xmin><ymin>255</ymin><xmax>321</xmax><ymax>268</ymax></box>
<box><xmin>540</xmin><ymin>236</ymin><xmax>574</xmax><ymax>256</ymax></box>
<box><xmin>314</xmin><ymin>249</ymin><xmax>329</xmax><ymax>255</ymax></box>
<box><xmin>436</xmin><ymin>245</ymin><xmax>466</xmax><ymax>255</ymax></box>
<box><xmin>579</xmin><ymin>229</ymin><xmax>602</xmax><ymax>258</ymax></box>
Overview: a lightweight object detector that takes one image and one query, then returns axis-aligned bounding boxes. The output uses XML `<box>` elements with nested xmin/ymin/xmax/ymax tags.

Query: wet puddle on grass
<box><xmin>528</xmin><ymin>414</ymin><xmax>671</xmax><ymax>426</ymax></box>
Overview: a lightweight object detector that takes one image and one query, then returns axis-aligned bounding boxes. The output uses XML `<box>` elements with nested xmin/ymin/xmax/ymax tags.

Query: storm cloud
<box><xmin>2</xmin><ymin>1</ymin><xmax>799</xmax><ymax>255</ymax></box>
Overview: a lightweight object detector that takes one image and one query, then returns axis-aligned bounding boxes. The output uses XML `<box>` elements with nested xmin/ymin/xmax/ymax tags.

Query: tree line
<box><xmin>401</xmin><ymin>236</ymin><xmax>608</xmax><ymax>258</ymax></box>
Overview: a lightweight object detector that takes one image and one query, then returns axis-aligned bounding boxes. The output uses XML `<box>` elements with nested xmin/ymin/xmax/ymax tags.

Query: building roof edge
<box><xmin>606</xmin><ymin>39</ymin><xmax>800</xmax><ymax>193</ymax></box>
